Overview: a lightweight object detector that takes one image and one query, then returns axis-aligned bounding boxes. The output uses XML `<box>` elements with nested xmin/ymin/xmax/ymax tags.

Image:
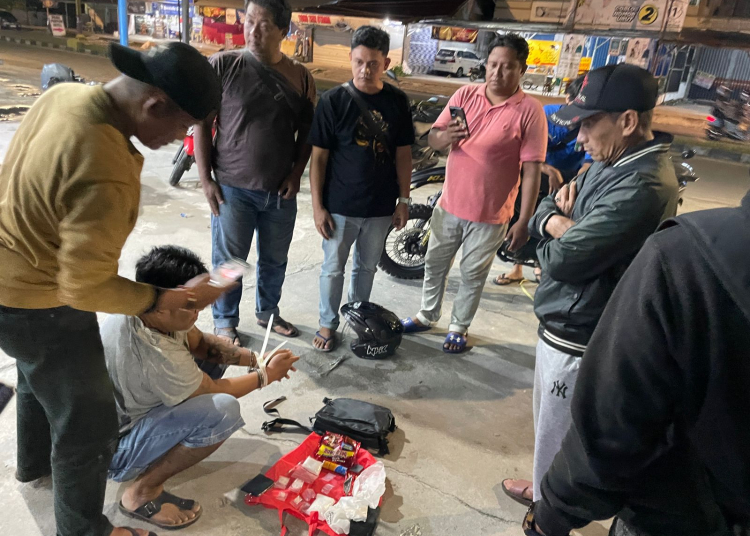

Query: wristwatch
<box><xmin>397</xmin><ymin>197</ymin><xmax>412</xmax><ymax>206</ymax></box>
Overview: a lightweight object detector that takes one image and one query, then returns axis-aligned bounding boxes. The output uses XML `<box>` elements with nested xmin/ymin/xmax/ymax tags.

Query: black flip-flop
<box><xmin>119</xmin><ymin>490</ymin><xmax>202</xmax><ymax>531</ymax></box>
<box><xmin>257</xmin><ymin>316</ymin><xmax>300</xmax><ymax>338</ymax></box>
<box><xmin>124</xmin><ymin>528</ymin><xmax>158</xmax><ymax>536</ymax></box>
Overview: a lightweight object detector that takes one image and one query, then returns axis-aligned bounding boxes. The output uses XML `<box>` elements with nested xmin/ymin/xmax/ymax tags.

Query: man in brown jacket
<box><xmin>0</xmin><ymin>43</ymin><xmax>226</xmax><ymax>536</ymax></box>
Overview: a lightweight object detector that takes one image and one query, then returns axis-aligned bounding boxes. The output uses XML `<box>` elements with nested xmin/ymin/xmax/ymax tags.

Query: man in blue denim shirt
<box><xmin>494</xmin><ymin>76</ymin><xmax>591</xmax><ymax>286</ymax></box>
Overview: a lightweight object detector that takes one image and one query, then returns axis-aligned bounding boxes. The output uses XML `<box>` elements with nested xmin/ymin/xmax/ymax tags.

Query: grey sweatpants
<box><xmin>532</xmin><ymin>339</ymin><xmax>581</xmax><ymax>501</ymax></box>
<box><xmin>416</xmin><ymin>205</ymin><xmax>508</xmax><ymax>334</ymax></box>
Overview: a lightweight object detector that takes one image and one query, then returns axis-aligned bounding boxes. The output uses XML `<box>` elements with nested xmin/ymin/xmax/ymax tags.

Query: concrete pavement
<box><xmin>0</xmin><ymin>119</ymin><xmax>579</xmax><ymax>536</ymax></box>
<box><xmin>0</xmin><ymin>104</ymin><xmax>748</xmax><ymax>536</ymax></box>
<box><xmin>1</xmin><ymin>116</ymin><xmax>747</xmax><ymax>535</ymax></box>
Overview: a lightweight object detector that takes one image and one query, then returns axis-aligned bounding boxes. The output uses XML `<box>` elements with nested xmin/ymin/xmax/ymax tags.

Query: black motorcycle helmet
<box><xmin>340</xmin><ymin>301</ymin><xmax>404</xmax><ymax>359</ymax></box>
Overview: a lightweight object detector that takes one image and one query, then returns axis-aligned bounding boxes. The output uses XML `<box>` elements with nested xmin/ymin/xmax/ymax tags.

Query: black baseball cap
<box><xmin>551</xmin><ymin>64</ymin><xmax>658</xmax><ymax>127</ymax></box>
<box><xmin>109</xmin><ymin>42</ymin><xmax>221</xmax><ymax>121</ymax></box>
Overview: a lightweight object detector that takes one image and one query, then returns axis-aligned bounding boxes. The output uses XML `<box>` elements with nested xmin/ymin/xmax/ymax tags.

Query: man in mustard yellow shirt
<box><xmin>0</xmin><ymin>43</ymin><xmax>225</xmax><ymax>536</ymax></box>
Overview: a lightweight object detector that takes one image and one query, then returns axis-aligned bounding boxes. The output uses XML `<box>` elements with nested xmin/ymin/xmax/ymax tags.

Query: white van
<box><xmin>431</xmin><ymin>49</ymin><xmax>482</xmax><ymax>77</ymax></box>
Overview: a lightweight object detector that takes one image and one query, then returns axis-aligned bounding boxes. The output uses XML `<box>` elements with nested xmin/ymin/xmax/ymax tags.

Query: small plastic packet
<box><xmin>321</xmin><ymin>483</ymin><xmax>335</xmax><ymax>495</ymax></box>
<box><xmin>290</xmin><ymin>463</ymin><xmax>318</xmax><ymax>484</ymax></box>
<box><xmin>291</xmin><ymin>496</ymin><xmax>303</xmax><ymax>508</ymax></box>
<box><xmin>275</xmin><ymin>491</ymin><xmax>288</xmax><ymax>501</ymax></box>
<box><xmin>321</xmin><ymin>472</ymin><xmax>337</xmax><ymax>483</ymax></box>
<box><xmin>299</xmin><ymin>501</ymin><xmax>312</xmax><ymax>514</ymax></box>
<box><xmin>290</xmin><ymin>478</ymin><xmax>304</xmax><ymax>493</ymax></box>
<box><xmin>273</xmin><ymin>476</ymin><xmax>290</xmax><ymax>489</ymax></box>
<box><xmin>301</xmin><ymin>456</ymin><xmax>324</xmax><ymax>476</ymax></box>
<box><xmin>302</xmin><ymin>488</ymin><xmax>316</xmax><ymax>502</ymax></box>
<box><xmin>308</xmin><ymin>494</ymin><xmax>335</xmax><ymax>515</ymax></box>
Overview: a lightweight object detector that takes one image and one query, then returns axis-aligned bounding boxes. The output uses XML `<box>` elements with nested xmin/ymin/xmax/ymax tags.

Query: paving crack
<box><xmin>386</xmin><ymin>466</ymin><xmax>516</xmax><ymax>525</ymax></box>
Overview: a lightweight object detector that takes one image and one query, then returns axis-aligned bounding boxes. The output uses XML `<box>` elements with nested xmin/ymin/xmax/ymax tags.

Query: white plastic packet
<box><xmin>308</xmin><ymin>494</ymin><xmax>336</xmax><ymax>515</ymax></box>
<box><xmin>351</xmin><ymin>461</ymin><xmax>386</xmax><ymax>509</ymax></box>
<box><xmin>325</xmin><ymin>462</ymin><xmax>387</xmax><ymax>534</ymax></box>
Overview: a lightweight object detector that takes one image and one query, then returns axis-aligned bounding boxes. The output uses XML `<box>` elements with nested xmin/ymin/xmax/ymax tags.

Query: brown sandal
<box><xmin>501</xmin><ymin>478</ymin><xmax>533</xmax><ymax>507</ymax></box>
<box><xmin>257</xmin><ymin>316</ymin><xmax>299</xmax><ymax>338</ymax></box>
<box><xmin>493</xmin><ymin>273</ymin><xmax>524</xmax><ymax>286</ymax></box>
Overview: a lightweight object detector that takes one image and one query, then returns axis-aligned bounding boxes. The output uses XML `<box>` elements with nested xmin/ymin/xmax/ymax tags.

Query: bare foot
<box><xmin>121</xmin><ymin>483</ymin><xmax>201</xmax><ymax>528</ymax></box>
<box><xmin>313</xmin><ymin>327</ymin><xmax>335</xmax><ymax>351</ymax></box>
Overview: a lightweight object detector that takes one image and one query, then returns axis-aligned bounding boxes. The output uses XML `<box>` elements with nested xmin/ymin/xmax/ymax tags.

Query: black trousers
<box><xmin>0</xmin><ymin>305</ymin><xmax>118</xmax><ymax>536</ymax></box>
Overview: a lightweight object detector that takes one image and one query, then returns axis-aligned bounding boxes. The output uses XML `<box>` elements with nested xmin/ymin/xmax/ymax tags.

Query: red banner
<box><xmin>431</xmin><ymin>26</ymin><xmax>478</xmax><ymax>43</ymax></box>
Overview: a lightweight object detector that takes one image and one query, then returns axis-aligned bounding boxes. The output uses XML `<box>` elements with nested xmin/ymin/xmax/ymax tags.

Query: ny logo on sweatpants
<box><xmin>551</xmin><ymin>381</ymin><xmax>568</xmax><ymax>399</ymax></box>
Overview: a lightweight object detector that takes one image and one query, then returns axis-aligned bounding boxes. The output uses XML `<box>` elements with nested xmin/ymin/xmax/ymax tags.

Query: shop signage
<box><xmin>430</xmin><ymin>26</ymin><xmax>478</xmax><ymax>43</ymax></box>
<box><xmin>625</xmin><ymin>38</ymin><xmax>654</xmax><ymax>69</ymax></box>
<box><xmin>527</xmin><ymin>40</ymin><xmax>562</xmax><ymax>67</ymax></box>
<box><xmin>127</xmin><ymin>1</ymin><xmax>146</xmax><ymax>14</ymax></box>
<box><xmin>153</xmin><ymin>2</ymin><xmax>192</xmax><ymax>17</ymax></box>
<box><xmin>566</xmin><ymin>0</ymin><xmax>689</xmax><ymax>31</ymax></box>
<box><xmin>556</xmin><ymin>34</ymin><xmax>585</xmax><ymax>80</ymax></box>
<box><xmin>578</xmin><ymin>56</ymin><xmax>592</xmax><ymax>74</ymax></box>
<box><xmin>530</xmin><ymin>1</ymin><xmax>568</xmax><ymax>22</ymax></box>
<box><xmin>200</xmin><ymin>6</ymin><xmax>225</xmax><ymax>19</ymax></box>
<box><xmin>297</xmin><ymin>14</ymin><xmax>332</xmax><ymax>25</ymax></box>
<box><xmin>48</xmin><ymin>13</ymin><xmax>66</xmax><ymax>36</ymax></box>
<box><xmin>692</xmin><ymin>71</ymin><xmax>716</xmax><ymax>89</ymax></box>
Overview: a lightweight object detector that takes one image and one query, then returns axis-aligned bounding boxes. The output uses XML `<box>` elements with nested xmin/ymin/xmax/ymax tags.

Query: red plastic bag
<box><xmin>245</xmin><ymin>432</ymin><xmax>378</xmax><ymax>536</ymax></box>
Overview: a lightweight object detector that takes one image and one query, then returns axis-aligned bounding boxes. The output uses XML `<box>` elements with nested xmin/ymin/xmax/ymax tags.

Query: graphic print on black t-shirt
<box><xmin>355</xmin><ymin>110</ymin><xmax>389</xmax><ymax>163</ymax></box>
<box><xmin>307</xmin><ymin>82</ymin><xmax>415</xmax><ymax>218</ymax></box>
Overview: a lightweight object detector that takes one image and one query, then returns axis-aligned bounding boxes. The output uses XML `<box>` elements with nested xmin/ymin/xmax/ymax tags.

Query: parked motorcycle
<box><xmin>386</xmin><ymin>70</ymin><xmax>447</xmax><ymax>172</ymax></box>
<box><xmin>378</xmin><ymin>151</ymin><xmax>700</xmax><ymax>280</ymax></box>
<box><xmin>169</xmin><ymin>73</ymin><xmax>446</xmax><ymax>186</ymax></box>
<box><xmin>411</xmin><ymin>96</ymin><xmax>444</xmax><ymax>171</ymax></box>
<box><xmin>706</xmin><ymin>85</ymin><xmax>750</xmax><ymax>142</ymax></box>
<box><xmin>469</xmin><ymin>63</ymin><xmax>486</xmax><ymax>82</ymax></box>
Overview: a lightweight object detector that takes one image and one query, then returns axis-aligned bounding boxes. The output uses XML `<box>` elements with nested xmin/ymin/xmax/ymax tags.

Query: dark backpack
<box><xmin>262</xmin><ymin>397</ymin><xmax>396</xmax><ymax>455</ymax></box>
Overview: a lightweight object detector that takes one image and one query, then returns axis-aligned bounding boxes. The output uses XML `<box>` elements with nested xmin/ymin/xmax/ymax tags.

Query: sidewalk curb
<box><xmin>672</xmin><ymin>140</ymin><xmax>750</xmax><ymax>164</ymax></box>
<box><xmin>0</xmin><ymin>35</ymin><xmax>108</xmax><ymax>56</ymax></box>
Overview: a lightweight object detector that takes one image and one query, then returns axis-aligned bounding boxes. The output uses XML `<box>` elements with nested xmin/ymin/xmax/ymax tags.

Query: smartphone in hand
<box><xmin>449</xmin><ymin>106</ymin><xmax>470</xmax><ymax>137</ymax></box>
<box><xmin>210</xmin><ymin>258</ymin><xmax>251</xmax><ymax>288</ymax></box>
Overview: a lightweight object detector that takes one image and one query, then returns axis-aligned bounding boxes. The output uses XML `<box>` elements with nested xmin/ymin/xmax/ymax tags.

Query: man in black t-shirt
<box><xmin>308</xmin><ymin>25</ymin><xmax>414</xmax><ymax>351</ymax></box>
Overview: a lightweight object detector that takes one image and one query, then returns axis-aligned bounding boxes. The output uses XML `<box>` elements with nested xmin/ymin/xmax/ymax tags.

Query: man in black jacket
<box><xmin>502</xmin><ymin>64</ymin><xmax>679</xmax><ymax>506</ymax></box>
<box><xmin>524</xmin><ymin>192</ymin><xmax>750</xmax><ymax>536</ymax></box>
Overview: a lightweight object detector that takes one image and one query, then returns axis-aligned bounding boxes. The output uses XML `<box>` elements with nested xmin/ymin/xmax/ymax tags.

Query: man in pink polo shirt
<box><xmin>401</xmin><ymin>33</ymin><xmax>547</xmax><ymax>353</ymax></box>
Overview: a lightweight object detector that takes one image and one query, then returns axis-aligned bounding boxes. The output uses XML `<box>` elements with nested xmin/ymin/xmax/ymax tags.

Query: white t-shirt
<box><xmin>100</xmin><ymin>315</ymin><xmax>204</xmax><ymax>433</ymax></box>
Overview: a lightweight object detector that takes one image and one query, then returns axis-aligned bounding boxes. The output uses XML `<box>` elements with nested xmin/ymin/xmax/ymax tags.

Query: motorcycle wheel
<box><xmin>169</xmin><ymin>148</ymin><xmax>194</xmax><ymax>187</ymax></box>
<box><xmin>378</xmin><ymin>204</ymin><xmax>434</xmax><ymax>280</ymax></box>
<box><xmin>172</xmin><ymin>144</ymin><xmax>185</xmax><ymax>164</ymax></box>
<box><xmin>470</xmin><ymin>73</ymin><xmax>478</xmax><ymax>82</ymax></box>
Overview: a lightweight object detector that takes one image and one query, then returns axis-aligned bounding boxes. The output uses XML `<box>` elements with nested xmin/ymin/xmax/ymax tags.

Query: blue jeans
<box><xmin>108</xmin><ymin>394</ymin><xmax>244</xmax><ymax>482</ymax></box>
<box><xmin>319</xmin><ymin>214</ymin><xmax>392</xmax><ymax>330</ymax></box>
<box><xmin>212</xmin><ymin>185</ymin><xmax>297</xmax><ymax>329</ymax></box>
